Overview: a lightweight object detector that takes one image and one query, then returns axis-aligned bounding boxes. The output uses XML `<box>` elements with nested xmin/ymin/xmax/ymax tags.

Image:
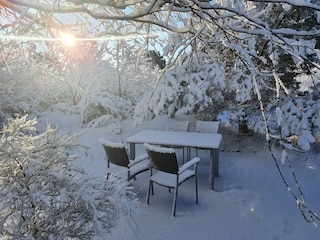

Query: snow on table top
<box><xmin>127</xmin><ymin>130</ymin><xmax>222</xmax><ymax>149</ymax></box>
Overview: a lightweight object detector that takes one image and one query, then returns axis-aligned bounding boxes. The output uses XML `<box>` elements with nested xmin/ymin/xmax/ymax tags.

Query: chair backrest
<box><xmin>144</xmin><ymin>143</ymin><xmax>179</xmax><ymax>174</ymax></box>
<box><xmin>166</xmin><ymin>120</ymin><xmax>190</xmax><ymax>132</ymax></box>
<box><xmin>195</xmin><ymin>120</ymin><xmax>220</xmax><ymax>133</ymax></box>
<box><xmin>99</xmin><ymin>139</ymin><xmax>130</xmax><ymax>167</ymax></box>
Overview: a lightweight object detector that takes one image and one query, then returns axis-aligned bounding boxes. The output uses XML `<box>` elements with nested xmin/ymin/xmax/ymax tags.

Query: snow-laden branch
<box><xmin>247</xmin><ymin>0</ymin><xmax>320</xmax><ymax>11</ymax></box>
<box><xmin>4</xmin><ymin>0</ymin><xmax>319</xmax><ymax>35</ymax></box>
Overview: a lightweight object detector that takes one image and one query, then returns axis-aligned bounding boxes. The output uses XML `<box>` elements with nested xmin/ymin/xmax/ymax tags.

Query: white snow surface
<box><xmin>36</xmin><ymin>111</ymin><xmax>320</xmax><ymax>240</ymax></box>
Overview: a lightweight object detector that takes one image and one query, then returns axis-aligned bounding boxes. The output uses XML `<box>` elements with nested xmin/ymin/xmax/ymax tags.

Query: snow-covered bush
<box><xmin>0</xmin><ymin>115</ymin><xmax>139</xmax><ymax>239</ymax></box>
<box><xmin>64</xmin><ymin>56</ymin><xmax>159</xmax><ymax>128</ymax></box>
<box><xmin>1</xmin><ymin>36</ymin><xmax>163</xmax><ymax>129</ymax></box>
<box><xmin>134</xmin><ymin>51</ymin><xmax>226</xmax><ymax>122</ymax></box>
<box><xmin>278</xmin><ymin>98</ymin><xmax>319</xmax><ymax>151</ymax></box>
<box><xmin>0</xmin><ymin>45</ymin><xmax>71</xmax><ymax>117</ymax></box>
<box><xmin>254</xmin><ymin>98</ymin><xmax>320</xmax><ymax>151</ymax></box>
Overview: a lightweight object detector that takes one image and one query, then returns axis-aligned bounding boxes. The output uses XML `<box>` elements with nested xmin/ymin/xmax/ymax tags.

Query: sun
<box><xmin>60</xmin><ymin>32</ymin><xmax>76</xmax><ymax>46</ymax></box>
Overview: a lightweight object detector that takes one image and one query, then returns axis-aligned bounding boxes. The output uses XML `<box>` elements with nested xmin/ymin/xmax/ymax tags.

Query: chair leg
<box><xmin>182</xmin><ymin>148</ymin><xmax>185</xmax><ymax>163</ymax></box>
<box><xmin>147</xmin><ymin>180</ymin><xmax>152</xmax><ymax>204</ymax></box>
<box><xmin>149</xmin><ymin>169</ymin><xmax>154</xmax><ymax>195</ymax></box>
<box><xmin>172</xmin><ymin>186</ymin><xmax>178</xmax><ymax>217</ymax></box>
<box><xmin>151</xmin><ymin>182</ymin><xmax>154</xmax><ymax>195</ymax></box>
<box><xmin>195</xmin><ymin>175</ymin><xmax>199</xmax><ymax>204</ymax></box>
<box><xmin>186</xmin><ymin>147</ymin><xmax>191</xmax><ymax>159</ymax></box>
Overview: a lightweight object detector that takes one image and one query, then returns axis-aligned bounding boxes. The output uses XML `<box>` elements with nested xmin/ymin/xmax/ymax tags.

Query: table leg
<box><xmin>129</xmin><ymin>143</ymin><xmax>136</xmax><ymax>160</ymax></box>
<box><xmin>214</xmin><ymin>149</ymin><xmax>219</xmax><ymax>177</ymax></box>
<box><xmin>209</xmin><ymin>149</ymin><xmax>215</xmax><ymax>190</ymax></box>
<box><xmin>209</xmin><ymin>149</ymin><xmax>220</xmax><ymax>190</ymax></box>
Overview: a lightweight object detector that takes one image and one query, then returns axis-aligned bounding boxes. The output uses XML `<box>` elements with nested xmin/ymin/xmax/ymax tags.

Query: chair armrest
<box><xmin>128</xmin><ymin>153</ymin><xmax>149</xmax><ymax>167</ymax></box>
<box><xmin>178</xmin><ymin>157</ymin><xmax>200</xmax><ymax>174</ymax></box>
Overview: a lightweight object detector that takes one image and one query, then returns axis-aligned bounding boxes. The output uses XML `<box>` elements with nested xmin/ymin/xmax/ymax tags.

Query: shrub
<box><xmin>0</xmin><ymin>115</ymin><xmax>139</xmax><ymax>239</ymax></box>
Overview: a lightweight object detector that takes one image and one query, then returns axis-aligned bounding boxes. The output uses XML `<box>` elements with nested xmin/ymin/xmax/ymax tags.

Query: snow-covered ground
<box><xmin>37</xmin><ymin>111</ymin><xmax>320</xmax><ymax>240</ymax></box>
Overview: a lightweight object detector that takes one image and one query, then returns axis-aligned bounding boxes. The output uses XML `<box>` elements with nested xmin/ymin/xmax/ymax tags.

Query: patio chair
<box><xmin>164</xmin><ymin>119</ymin><xmax>190</xmax><ymax>162</ymax></box>
<box><xmin>166</xmin><ymin>119</ymin><xmax>190</xmax><ymax>132</ymax></box>
<box><xmin>99</xmin><ymin>138</ymin><xmax>149</xmax><ymax>181</ymax></box>
<box><xmin>144</xmin><ymin>143</ymin><xmax>200</xmax><ymax>216</ymax></box>
<box><xmin>193</xmin><ymin>120</ymin><xmax>220</xmax><ymax>156</ymax></box>
<box><xmin>195</xmin><ymin>120</ymin><xmax>220</xmax><ymax>134</ymax></box>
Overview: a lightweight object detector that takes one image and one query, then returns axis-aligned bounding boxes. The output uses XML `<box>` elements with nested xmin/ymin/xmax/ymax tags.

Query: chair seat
<box><xmin>107</xmin><ymin>160</ymin><xmax>149</xmax><ymax>179</ymax></box>
<box><xmin>130</xmin><ymin>160</ymin><xmax>149</xmax><ymax>176</ymax></box>
<box><xmin>107</xmin><ymin>165</ymin><xmax>128</xmax><ymax>179</ymax></box>
<box><xmin>150</xmin><ymin>169</ymin><xmax>195</xmax><ymax>188</ymax></box>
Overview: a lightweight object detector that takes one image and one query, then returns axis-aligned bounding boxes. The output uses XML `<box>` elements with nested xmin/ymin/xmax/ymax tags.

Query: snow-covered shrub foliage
<box><xmin>254</xmin><ymin>98</ymin><xmax>320</xmax><ymax>151</ymax></box>
<box><xmin>227</xmin><ymin>60</ymin><xmax>254</xmax><ymax>103</ymax></box>
<box><xmin>278</xmin><ymin>99</ymin><xmax>319</xmax><ymax>151</ymax></box>
<box><xmin>134</xmin><ymin>51</ymin><xmax>226</xmax><ymax>122</ymax></box>
<box><xmin>53</xmin><ymin>43</ymin><xmax>130</xmax><ymax>128</ymax></box>
<box><xmin>0</xmin><ymin>46</ymin><xmax>66</xmax><ymax>115</ymax></box>
<box><xmin>0</xmin><ymin>115</ymin><xmax>139</xmax><ymax>239</ymax></box>
<box><xmin>66</xmin><ymin>56</ymin><xmax>159</xmax><ymax>128</ymax></box>
<box><xmin>295</xmin><ymin>67</ymin><xmax>320</xmax><ymax>96</ymax></box>
<box><xmin>65</xmin><ymin>62</ymin><xmax>124</xmax><ymax>128</ymax></box>
<box><xmin>0</xmin><ymin>39</ymin><xmax>159</xmax><ymax>129</ymax></box>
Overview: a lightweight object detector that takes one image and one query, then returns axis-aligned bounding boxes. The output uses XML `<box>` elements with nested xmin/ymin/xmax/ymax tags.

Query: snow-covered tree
<box><xmin>134</xmin><ymin>49</ymin><xmax>226</xmax><ymax>122</ymax></box>
<box><xmin>1</xmin><ymin>0</ymin><xmax>319</xmax><ymax>134</ymax></box>
<box><xmin>0</xmin><ymin>115</ymin><xmax>139</xmax><ymax>239</ymax></box>
<box><xmin>0</xmin><ymin>32</ymin><xmax>160</xmax><ymax>129</ymax></box>
<box><xmin>0</xmin><ymin>42</ymin><xmax>64</xmax><ymax>116</ymax></box>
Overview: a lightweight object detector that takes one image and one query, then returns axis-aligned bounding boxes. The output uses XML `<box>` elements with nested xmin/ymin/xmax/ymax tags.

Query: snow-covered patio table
<box><xmin>126</xmin><ymin>130</ymin><xmax>223</xmax><ymax>190</ymax></box>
